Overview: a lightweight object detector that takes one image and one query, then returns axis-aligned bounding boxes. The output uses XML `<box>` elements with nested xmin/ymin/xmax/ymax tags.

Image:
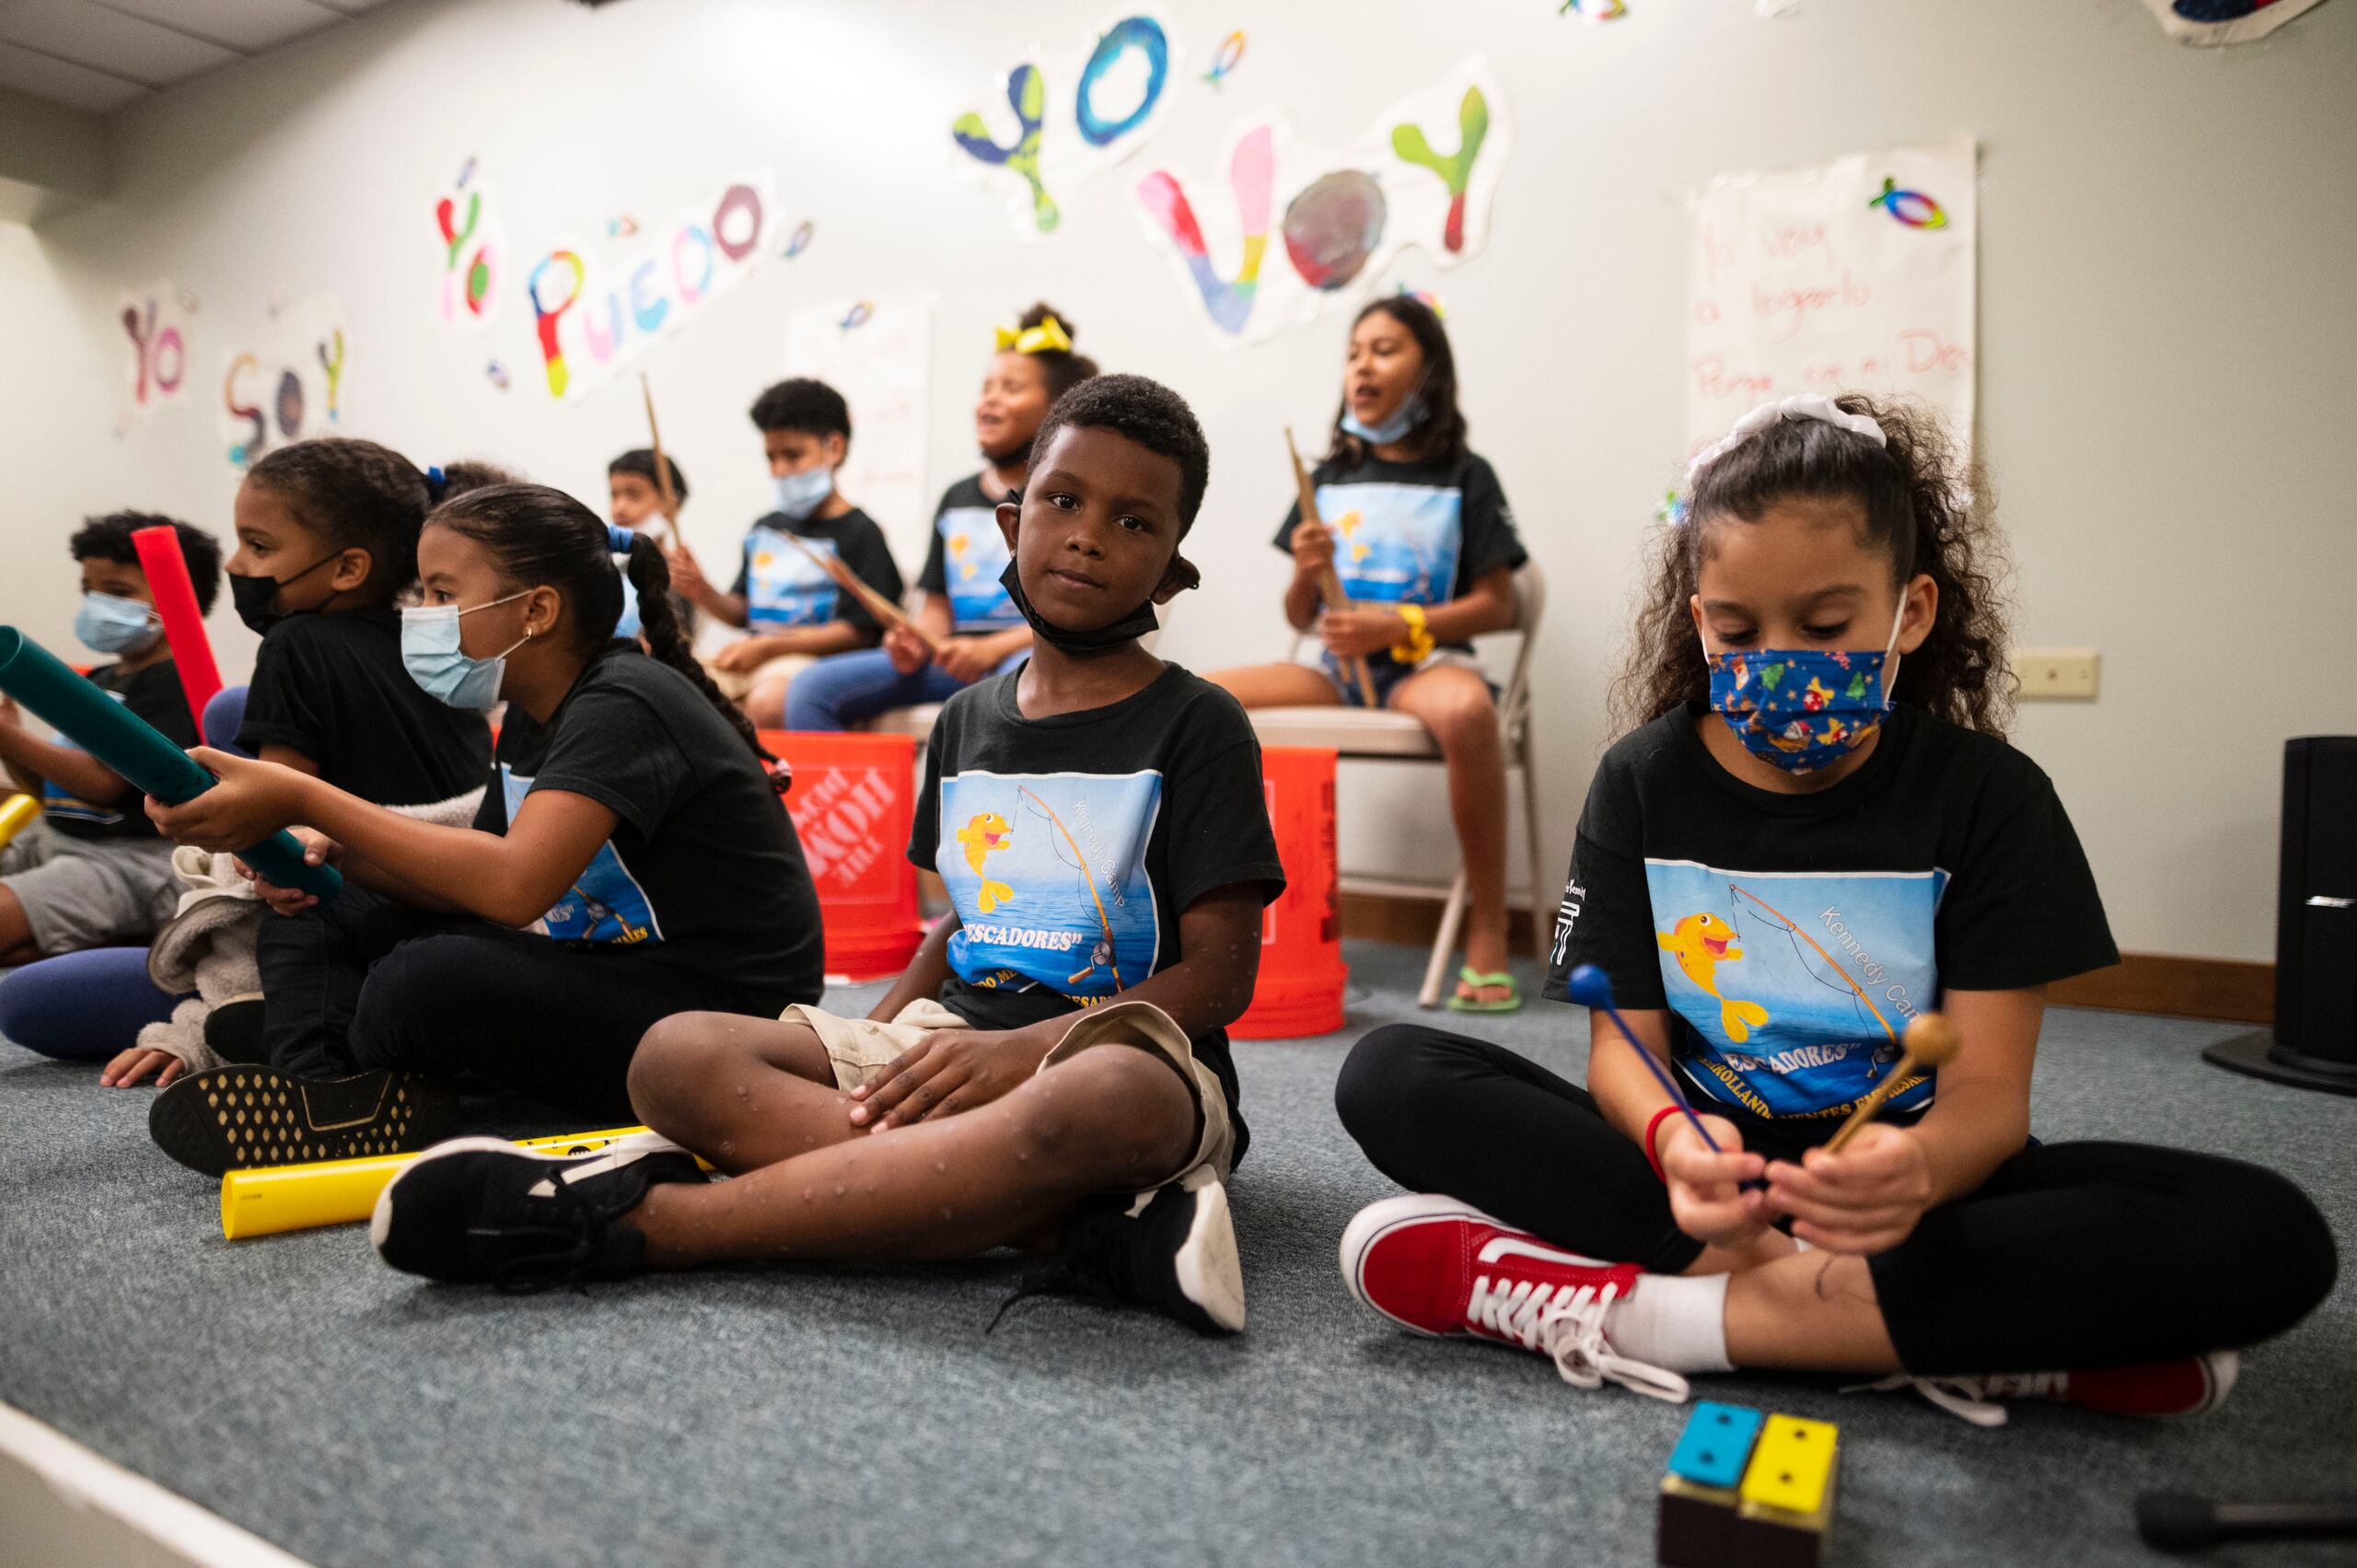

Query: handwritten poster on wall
<box><xmin>785</xmin><ymin>296</ymin><xmax>935</xmax><ymax>557</ymax></box>
<box><xmin>1687</xmin><ymin>137</ymin><xmax>1976</xmax><ymax>464</ymax></box>
<box><xmin>1133</xmin><ymin>56</ymin><xmax>1513</xmax><ymax>349</ymax></box>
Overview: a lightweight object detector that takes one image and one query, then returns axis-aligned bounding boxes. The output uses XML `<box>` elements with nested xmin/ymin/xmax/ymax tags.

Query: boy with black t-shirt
<box><xmin>668</xmin><ymin>377</ymin><xmax>905</xmax><ymax>727</ymax></box>
<box><xmin>0</xmin><ymin>513</ymin><xmax>222</xmax><ymax>961</ymax></box>
<box><xmin>375</xmin><ymin>376</ymin><xmax>1288</xmax><ymax>1337</ymax></box>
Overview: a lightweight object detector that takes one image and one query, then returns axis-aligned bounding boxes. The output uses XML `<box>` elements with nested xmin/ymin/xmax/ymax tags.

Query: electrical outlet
<box><xmin>2014</xmin><ymin>647</ymin><xmax>2100</xmax><ymax>701</ymax></box>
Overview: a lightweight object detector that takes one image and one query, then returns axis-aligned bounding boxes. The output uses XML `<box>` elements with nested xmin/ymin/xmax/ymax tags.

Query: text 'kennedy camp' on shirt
<box><xmin>40</xmin><ymin>659</ymin><xmax>196</xmax><ymax>839</ymax></box>
<box><xmin>1543</xmin><ymin>703</ymin><xmax>2118</xmax><ymax>1123</ymax></box>
<box><xmin>916</xmin><ymin>475</ymin><xmax>1023</xmax><ymax>633</ymax></box>
<box><xmin>909</xmin><ymin>664</ymin><xmax>1287</xmax><ymax>1160</ymax></box>
<box><xmin>236</xmin><ymin>607</ymin><xmax>491</xmax><ymax>808</ymax></box>
<box><xmin>1270</xmin><ymin>450</ymin><xmax>1527</xmax><ymax>648</ymax></box>
<box><xmin>727</xmin><ymin>507</ymin><xmax>903</xmax><ymax>632</ymax></box>
<box><xmin>477</xmin><ymin>645</ymin><xmax>824</xmax><ymax>1009</ymax></box>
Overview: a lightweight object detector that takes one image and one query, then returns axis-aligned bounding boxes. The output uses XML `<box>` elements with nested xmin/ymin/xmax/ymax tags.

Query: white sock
<box><xmin>1604</xmin><ymin>1273</ymin><xmax>1733</xmax><ymax>1374</ymax></box>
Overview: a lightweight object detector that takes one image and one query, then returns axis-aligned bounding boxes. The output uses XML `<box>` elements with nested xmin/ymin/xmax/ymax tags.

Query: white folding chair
<box><xmin>1244</xmin><ymin>561</ymin><xmax>1550</xmax><ymax>1008</ymax></box>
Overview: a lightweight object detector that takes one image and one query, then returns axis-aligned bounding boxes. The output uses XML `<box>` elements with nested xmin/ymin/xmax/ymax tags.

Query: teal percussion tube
<box><xmin>0</xmin><ymin>626</ymin><xmax>342</xmax><ymax>901</ymax></box>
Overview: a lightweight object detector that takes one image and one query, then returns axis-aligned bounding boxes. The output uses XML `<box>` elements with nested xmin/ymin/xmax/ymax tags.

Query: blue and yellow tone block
<box><xmin>1658</xmin><ymin>1402</ymin><xmax>1840</xmax><ymax>1568</ymax></box>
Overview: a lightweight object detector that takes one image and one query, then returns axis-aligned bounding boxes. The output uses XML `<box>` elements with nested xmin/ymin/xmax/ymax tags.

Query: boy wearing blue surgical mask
<box><xmin>668</xmin><ymin>377</ymin><xmax>904</xmax><ymax>727</ymax></box>
<box><xmin>0</xmin><ymin>513</ymin><xmax>220</xmax><ymax>963</ymax></box>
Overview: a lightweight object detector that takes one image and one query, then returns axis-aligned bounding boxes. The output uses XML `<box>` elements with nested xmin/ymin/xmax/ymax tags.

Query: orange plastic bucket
<box><xmin>1233</xmin><ymin>746</ymin><xmax>1347</xmax><ymax>1039</ymax></box>
<box><xmin>762</xmin><ymin>730</ymin><xmax>925</xmax><ymax>981</ymax></box>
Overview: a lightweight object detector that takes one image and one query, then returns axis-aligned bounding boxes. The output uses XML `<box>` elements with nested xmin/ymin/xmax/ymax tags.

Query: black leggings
<box><xmin>258</xmin><ymin>886</ymin><xmax>792</xmax><ymax>1123</ymax></box>
<box><xmin>1335</xmin><ymin>1025</ymin><xmax>2338</xmax><ymax>1376</ymax></box>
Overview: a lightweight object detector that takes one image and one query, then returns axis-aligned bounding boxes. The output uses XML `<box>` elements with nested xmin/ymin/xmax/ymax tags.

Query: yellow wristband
<box><xmin>1390</xmin><ymin>603</ymin><xmax>1435</xmax><ymax>665</ymax></box>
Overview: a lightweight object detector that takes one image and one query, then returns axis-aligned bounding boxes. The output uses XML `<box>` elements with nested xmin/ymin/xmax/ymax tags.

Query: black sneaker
<box><xmin>148</xmin><ymin>1065</ymin><xmax>459</xmax><ymax>1178</ymax></box>
<box><xmin>997</xmin><ymin>1166</ymin><xmax>1246</xmax><ymax>1335</ymax></box>
<box><xmin>371</xmin><ymin>1134</ymin><xmax>706</xmax><ymax>1291</ymax></box>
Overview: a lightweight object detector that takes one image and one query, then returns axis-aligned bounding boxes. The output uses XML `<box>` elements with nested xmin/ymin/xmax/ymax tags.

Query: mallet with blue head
<box><xmin>1563</xmin><ymin>962</ymin><xmax>1732</xmax><ymax>1166</ymax></box>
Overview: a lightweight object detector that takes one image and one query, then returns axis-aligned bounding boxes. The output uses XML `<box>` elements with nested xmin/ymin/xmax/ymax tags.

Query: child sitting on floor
<box><xmin>92</xmin><ymin>440</ymin><xmax>495</xmax><ymax>1086</ymax></box>
<box><xmin>0</xmin><ymin>512</ymin><xmax>221</xmax><ymax>964</ymax></box>
<box><xmin>371</xmin><ymin>375</ymin><xmax>1287</xmax><ymax>1336</ymax></box>
<box><xmin>140</xmin><ymin>484</ymin><xmax>824</xmax><ymax>1174</ymax></box>
<box><xmin>1331</xmin><ymin>393</ymin><xmax>2336</xmax><ymax>1423</ymax></box>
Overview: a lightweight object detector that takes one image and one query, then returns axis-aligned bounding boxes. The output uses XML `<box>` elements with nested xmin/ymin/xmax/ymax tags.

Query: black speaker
<box><xmin>2206</xmin><ymin>737</ymin><xmax>2357</xmax><ymax>1094</ymax></box>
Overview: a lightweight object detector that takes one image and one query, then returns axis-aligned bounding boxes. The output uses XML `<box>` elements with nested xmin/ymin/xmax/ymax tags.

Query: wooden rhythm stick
<box><xmin>1822</xmin><ymin>1014</ymin><xmax>1962</xmax><ymax>1154</ymax></box>
<box><xmin>638</xmin><ymin>373</ymin><xmax>682</xmax><ymax>546</ymax></box>
<box><xmin>765</xmin><ymin>527</ymin><xmax>942</xmax><ymax>661</ymax></box>
<box><xmin>1286</xmin><ymin>428</ymin><xmax>1380</xmax><ymax>708</ymax></box>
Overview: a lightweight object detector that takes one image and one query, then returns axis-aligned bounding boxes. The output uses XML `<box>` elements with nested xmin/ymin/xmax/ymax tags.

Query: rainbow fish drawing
<box><xmin>1203</xmin><ymin>29</ymin><xmax>1245</xmax><ymax>86</ymax></box>
<box><xmin>606</xmin><ymin>215</ymin><xmax>639</xmax><ymax>238</ymax></box>
<box><xmin>457</xmin><ymin>156</ymin><xmax>477</xmax><ymax>190</ymax></box>
<box><xmin>486</xmin><ymin>359</ymin><xmax>510</xmax><ymax>391</ymax></box>
<box><xmin>782</xmin><ymin>219</ymin><xmax>815</xmax><ymax>260</ymax></box>
<box><xmin>840</xmin><ymin>300</ymin><xmax>874</xmax><ymax>331</ymax></box>
<box><xmin>1868</xmin><ymin>176</ymin><xmax>1947</xmax><ymax>229</ymax></box>
<box><xmin>1560</xmin><ymin>0</ymin><xmax>1628</xmax><ymax>17</ymax></box>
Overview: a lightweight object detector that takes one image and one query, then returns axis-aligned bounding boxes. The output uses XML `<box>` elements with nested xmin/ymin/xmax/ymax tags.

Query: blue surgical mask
<box><xmin>772</xmin><ymin>467</ymin><xmax>834</xmax><ymax>522</ymax></box>
<box><xmin>1703</xmin><ymin>598</ymin><xmax>1908</xmax><ymax>776</ymax></box>
<box><xmin>1341</xmin><ymin>394</ymin><xmax>1425</xmax><ymax>447</ymax></box>
<box><xmin>74</xmin><ymin>591</ymin><xmax>163</xmax><ymax>656</ymax></box>
<box><xmin>400</xmin><ymin>591</ymin><xmax>531</xmax><ymax>710</ymax></box>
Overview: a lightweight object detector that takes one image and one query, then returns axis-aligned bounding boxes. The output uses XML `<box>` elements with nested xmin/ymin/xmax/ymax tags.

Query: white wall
<box><xmin>2</xmin><ymin>0</ymin><xmax>2351</xmax><ymax>962</ymax></box>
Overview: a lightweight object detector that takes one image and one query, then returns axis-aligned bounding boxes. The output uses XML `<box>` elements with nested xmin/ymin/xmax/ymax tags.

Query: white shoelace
<box><xmin>1465</xmin><ymin>1273</ymin><xmax>1690</xmax><ymax>1403</ymax></box>
<box><xmin>1846</xmin><ymin>1371</ymin><xmax>2067</xmax><ymax>1427</ymax></box>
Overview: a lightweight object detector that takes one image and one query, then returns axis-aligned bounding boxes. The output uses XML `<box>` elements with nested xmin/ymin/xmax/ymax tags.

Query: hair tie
<box><xmin>993</xmin><ymin>316</ymin><xmax>1073</xmax><ymax>355</ymax></box>
<box><xmin>1685</xmin><ymin>394</ymin><xmax>1887</xmax><ymax>488</ymax></box>
<box><xmin>607</xmin><ymin>524</ymin><xmax>637</xmax><ymax>553</ymax></box>
<box><xmin>424</xmin><ymin>465</ymin><xmax>448</xmax><ymax>505</ymax></box>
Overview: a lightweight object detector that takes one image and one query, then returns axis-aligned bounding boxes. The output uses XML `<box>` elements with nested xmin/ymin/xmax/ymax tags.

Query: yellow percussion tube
<box><xmin>220</xmin><ymin>1126</ymin><xmax>656</xmax><ymax>1240</ymax></box>
<box><xmin>0</xmin><ymin>793</ymin><xmax>40</xmax><ymax>852</ymax></box>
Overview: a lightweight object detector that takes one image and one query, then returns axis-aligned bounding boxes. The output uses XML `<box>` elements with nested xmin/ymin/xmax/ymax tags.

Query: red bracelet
<box><xmin>1643</xmin><ymin>1105</ymin><xmax>1683</xmax><ymax>1183</ymax></box>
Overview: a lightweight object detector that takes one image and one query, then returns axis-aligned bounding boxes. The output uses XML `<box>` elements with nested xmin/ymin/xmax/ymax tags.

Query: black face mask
<box><xmin>997</xmin><ymin>561</ymin><xmax>1160</xmax><ymax>655</ymax></box>
<box><xmin>226</xmin><ymin>552</ymin><xmax>337</xmax><ymax>635</ymax></box>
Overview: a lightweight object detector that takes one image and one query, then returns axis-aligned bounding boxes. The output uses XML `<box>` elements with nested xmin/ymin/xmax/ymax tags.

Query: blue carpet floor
<box><xmin>2</xmin><ymin>940</ymin><xmax>2351</xmax><ymax>1567</ymax></box>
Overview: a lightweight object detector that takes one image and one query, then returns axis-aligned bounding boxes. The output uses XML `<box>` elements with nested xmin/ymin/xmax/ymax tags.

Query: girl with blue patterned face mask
<box><xmin>1679</xmin><ymin>397</ymin><xmax>1937</xmax><ymax>787</ymax></box>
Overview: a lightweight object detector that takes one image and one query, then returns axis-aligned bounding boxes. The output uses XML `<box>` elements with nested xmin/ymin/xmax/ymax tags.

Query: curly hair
<box><xmin>1029</xmin><ymin>372</ymin><xmax>1210</xmax><ymax>531</ymax></box>
<box><xmin>244</xmin><ymin>437</ymin><xmax>432</xmax><ymax>602</ymax></box>
<box><xmin>71</xmin><ymin>512</ymin><xmax>223</xmax><ymax>614</ymax></box>
<box><xmin>1610</xmin><ymin>394</ymin><xmax>2014</xmax><ymax>738</ymax></box>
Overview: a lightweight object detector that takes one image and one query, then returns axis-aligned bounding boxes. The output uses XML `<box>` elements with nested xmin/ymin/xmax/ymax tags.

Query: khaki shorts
<box><xmin>781</xmin><ymin>997</ymin><xmax>1235</xmax><ymax>1187</ymax></box>
<box><xmin>0</xmin><ymin>819</ymin><xmax>178</xmax><ymax>953</ymax></box>
<box><xmin>704</xmin><ymin>650</ymin><xmax>819</xmax><ymax>703</ymax></box>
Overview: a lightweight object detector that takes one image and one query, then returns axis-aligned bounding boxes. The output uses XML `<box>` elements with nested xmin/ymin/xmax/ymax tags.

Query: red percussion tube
<box><xmin>131</xmin><ymin>524</ymin><xmax>224</xmax><ymax>741</ymax></box>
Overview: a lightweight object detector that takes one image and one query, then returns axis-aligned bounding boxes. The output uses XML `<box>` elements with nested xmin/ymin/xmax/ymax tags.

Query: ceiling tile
<box><xmin>0</xmin><ymin>36</ymin><xmax>144</xmax><ymax>110</ymax></box>
<box><xmin>87</xmin><ymin>0</ymin><xmax>345</xmax><ymax>55</ymax></box>
<box><xmin>0</xmin><ymin>0</ymin><xmax>240</xmax><ymax>87</ymax></box>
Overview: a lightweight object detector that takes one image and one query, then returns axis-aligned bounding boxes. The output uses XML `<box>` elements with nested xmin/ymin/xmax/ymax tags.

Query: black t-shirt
<box><xmin>237</xmin><ymin>607</ymin><xmax>491</xmax><ymax>807</ymax></box>
<box><xmin>1271</xmin><ymin>449</ymin><xmax>1527</xmax><ymax>652</ymax></box>
<box><xmin>41</xmin><ymin>659</ymin><xmax>197</xmax><ymax>840</ymax></box>
<box><xmin>915</xmin><ymin>475</ymin><xmax>1022</xmax><ymax>633</ymax></box>
<box><xmin>477</xmin><ymin>646</ymin><xmax>823</xmax><ymax>1008</ymax></box>
<box><xmin>726</xmin><ymin>507</ymin><xmax>902</xmax><ymax>634</ymax></box>
<box><xmin>909</xmin><ymin>663</ymin><xmax>1288</xmax><ymax>1159</ymax></box>
<box><xmin>1544</xmin><ymin>703</ymin><xmax>2118</xmax><ymax>1124</ymax></box>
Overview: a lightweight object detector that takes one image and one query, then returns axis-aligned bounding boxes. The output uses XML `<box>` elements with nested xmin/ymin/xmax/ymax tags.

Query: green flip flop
<box><xmin>1446</xmin><ymin>966</ymin><xmax>1522</xmax><ymax>1015</ymax></box>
